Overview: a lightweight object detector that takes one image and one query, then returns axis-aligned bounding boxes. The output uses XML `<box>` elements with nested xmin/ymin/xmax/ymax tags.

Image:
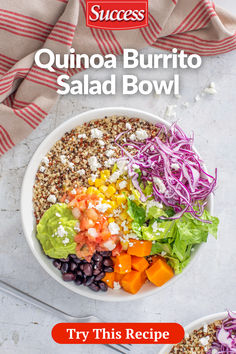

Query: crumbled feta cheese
<box><xmin>152</xmin><ymin>221</ymin><xmax>158</xmax><ymax>233</ymax></box>
<box><xmin>108</xmin><ymin>222</ymin><xmax>120</xmax><ymax>235</ymax></box>
<box><xmin>129</xmin><ymin>195</ymin><xmax>135</xmax><ymax>201</ymax></box>
<box><xmin>203</xmin><ymin>324</ymin><xmax>208</xmax><ymax>333</ymax></box>
<box><xmin>88</xmin><ymin>156</ymin><xmax>101</xmax><ymax>171</ymax></box>
<box><xmin>42</xmin><ymin>156</ymin><xmax>49</xmax><ymax>166</ymax></box>
<box><xmin>105</xmin><ymin>149</ymin><xmax>115</xmax><ymax>158</ymax></box>
<box><xmin>126</xmin><ymin>122</ymin><xmax>131</xmax><ymax>130</ymax></box>
<box><xmin>146</xmin><ymin>200</ymin><xmax>163</xmax><ymax>215</ymax></box>
<box><xmin>113</xmin><ymin>281</ymin><xmax>121</xmax><ymax>290</ymax></box>
<box><xmin>74</xmin><ymin>223</ymin><xmax>80</xmax><ymax>232</ymax></box>
<box><xmin>103</xmin><ymin>240</ymin><xmax>116</xmax><ymax>251</ymax></box>
<box><xmin>116</xmin><ymin>159</ymin><xmax>128</xmax><ymax>174</ymax></box>
<box><xmin>98</xmin><ymin>139</ymin><xmax>105</xmax><ymax>146</ymax></box>
<box><xmin>62</xmin><ymin>237</ymin><xmax>70</xmax><ymax>245</ymax></box>
<box><xmin>71</xmin><ymin>189</ymin><xmax>76</xmax><ymax>195</ymax></box>
<box><xmin>60</xmin><ymin>155</ymin><xmax>67</xmax><ymax>164</ymax></box>
<box><xmin>212</xmin><ymin>350</ymin><xmax>218</xmax><ymax>354</ymax></box>
<box><xmin>204</xmin><ymin>82</ymin><xmax>217</xmax><ymax>95</ymax></box>
<box><xmin>109</xmin><ymin>171</ymin><xmax>121</xmax><ymax>183</ymax></box>
<box><xmin>119</xmin><ymin>181</ymin><xmax>127</xmax><ymax>189</ymax></box>
<box><xmin>95</xmin><ymin>202</ymin><xmax>110</xmax><ymax>213</ymax></box>
<box><xmin>199</xmin><ymin>336</ymin><xmax>209</xmax><ymax>346</ymax></box>
<box><xmin>55</xmin><ymin>212</ymin><xmax>61</xmax><ymax>217</ymax></box>
<box><xmin>39</xmin><ymin>166</ymin><xmax>45</xmax><ymax>173</ymax></box>
<box><xmin>90</xmin><ymin>173</ymin><xmax>98</xmax><ymax>182</ymax></box>
<box><xmin>65</xmin><ymin>199</ymin><xmax>69</xmax><ymax>204</ymax></box>
<box><xmin>104</xmin><ymin>158</ymin><xmax>116</xmax><ymax>168</ymax></box>
<box><xmin>78</xmin><ymin>133</ymin><xmax>87</xmax><ymax>139</ymax></box>
<box><xmin>153</xmin><ymin>177</ymin><xmax>166</xmax><ymax>194</ymax></box>
<box><xmin>87</xmin><ymin>228</ymin><xmax>98</xmax><ymax>238</ymax></box>
<box><xmin>77</xmin><ymin>169</ymin><xmax>85</xmax><ymax>176</ymax></box>
<box><xmin>47</xmin><ymin>194</ymin><xmax>57</xmax><ymax>204</ymax></box>
<box><xmin>57</xmin><ymin>225</ymin><xmax>68</xmax><ymax>238</ymax></box>
<box><xmin>136</xmin><ymin>129</ymin><xmax>148</xmax><ymax>140</ymax></box>
<box><xmin>171</xmin><ymin>163</ymin><xmax>179</xmax><ymax>170</ymax></box>
<box><xmin>91</xmin><ymin>128</ymin><xmax>103</xmax><ymax>139</ymax></box>
<box><xmin>165</xmin><ymin>105</ymin><xmax>177</xmax><ymax>118</ymax></box>
<box><xmin>68</xmin><ymin>162</ymin><xmax>74</xmax><ymax>170</ymax></box>
<box><xmin>130</xmin><ymin>133</ymin><xmax>136</xmax><ymax>141</ymax></box>
<box><xmin>195</xmin><ymin>94</ymin><xmax>201</xmax><ymax>102</ymax></box>
<box><xmin>161</xmin><ymin>251</ymin><xmax>166</xmax><ymax>257</ymax></box>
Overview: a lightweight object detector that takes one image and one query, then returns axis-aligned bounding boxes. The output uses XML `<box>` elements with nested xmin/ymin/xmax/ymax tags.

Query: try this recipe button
<box><xmin>52</xmin><ymin>322</ymin><xmax>184</xmax><ymax>344</ymax></box>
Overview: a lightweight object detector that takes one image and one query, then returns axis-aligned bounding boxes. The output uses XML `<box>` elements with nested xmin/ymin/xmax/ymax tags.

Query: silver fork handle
<box><xmin>0</xmin><ymin>280</ymin><xmax>98</xmax><ymax>322</ymax></box>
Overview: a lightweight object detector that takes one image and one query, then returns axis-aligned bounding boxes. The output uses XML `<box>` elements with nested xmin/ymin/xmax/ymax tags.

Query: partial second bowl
<box><xmin>159</xmin><ymin>311</ymin><xmax>230</xmax><ymax>353</ymax></box>
<box><xmin>21</xmin><ymin>107</ymin><xmax>213</xmax><ymax>302</ymax></box>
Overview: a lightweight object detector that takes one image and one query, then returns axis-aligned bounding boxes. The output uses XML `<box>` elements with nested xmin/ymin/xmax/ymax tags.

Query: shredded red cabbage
<box><xmin>115</xmin><ymin>122</ymin><xmax>217</xmax><ymax>222</ymax></box>
<box><xmin>207</xmin><ymin>311</ymin><xmax>236</xmax><ymax>353</ymax></box>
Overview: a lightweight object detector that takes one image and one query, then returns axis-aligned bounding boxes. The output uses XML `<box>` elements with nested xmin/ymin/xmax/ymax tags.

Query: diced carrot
<box><xmin>131</xmin><ymin>256</ymin><xmax>149</xmax><ymax>272</ymax></box>
<box><xmin>127</xmin><ymin>239</ymin><xmax>152</xmax><ymax>257</ymax></box>
<box><xmin>146</xmin><ymin>258</ymin><xmax>174</xmax><ymax>287</ymax></box>
<box><xmin>114</xmin><ymin>253</ymin><xmax>131</xmax><ymax>274</ymax></box>
<box><xmin>102</xmin><ymin>272</ymin><xmax>115</xmax><ymax>288</ymax></box>
<box><xmin>121</xmin><ymin>270</ymin><xmax>146</xmax><ymax>294</ymax></box>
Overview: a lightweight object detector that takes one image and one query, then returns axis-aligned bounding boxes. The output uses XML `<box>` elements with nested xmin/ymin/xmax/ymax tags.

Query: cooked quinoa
<box><xmin>33</xmin><ymin>115</ymin><xmax>161</xmax><ymax>223</ymax></box>
<box><xmin>170</xmin><ymin>320</ymin><xmax>222</xmax><ymax>354</ymax></box>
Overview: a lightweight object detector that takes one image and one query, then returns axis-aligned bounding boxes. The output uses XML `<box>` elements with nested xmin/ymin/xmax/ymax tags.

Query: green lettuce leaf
<box><xmin>127</xmin><ymin>199</ymin><xmax>146</xmax><ymax>225</ymax></box>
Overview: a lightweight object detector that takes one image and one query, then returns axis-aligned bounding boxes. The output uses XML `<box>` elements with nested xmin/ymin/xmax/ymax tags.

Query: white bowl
<box><xmin>159</xmin><ymin>311</ymin><xmax>231</xmax><ymax>353</ymax></box>
<box><xmin>21</xmin><ymin>107</ymin><xmax>213</xmax><ymax>302</ymax></box>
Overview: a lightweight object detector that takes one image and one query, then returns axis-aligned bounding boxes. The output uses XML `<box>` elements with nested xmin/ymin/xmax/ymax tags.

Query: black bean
<box><xmin>70</xmin><ymin>262</ymin><xmax>77</xmax><ymax>272</ymax></box>
<box><xmin>61</xmin><ymin>263</ymin><xmax>69</xmax><ymax>274</ymax></box>
<box><xmin>62</xmin><ymin>273</ymin><xmax>76</xmax><ymax>282</ymax></box>
<box><xmin>95</xmin><ymin>272</ymin><xmax>105</xmax><ymax>282</ymax></box>
<box><xmin>73</xmin><ymin>258</ymin><xmax>82</xmax><ymax>264</ymax></box>
<box><xmin>85</xmin><ymin>276</ymin><xmax>95</xmax><ymax>286</ymax></box>
<box><xmin>53</xmin><ymin>260</ymin><xmax>62</xmax><ymax>270</ymax></box>
<box><xmin>76</xmin><ymin>270</ymin><xmax>83</xmax><ymax>277</ymax></box>
<box><xmin>93</xmin><ymin>267</ymin><xmax>101</xmax><ymax>276</ymax></box>
<box><xmin>74</xmin><ymin>276</ymin><xmax>83</xmax><ymax>285</ymax></box>
<box><xmin>93</xmin><ymin>253</ymin><xmax>103</xmax><ymax>262</ymax></box>
<box><xmin>83</xmin><ymin>263</ymin><xmax>93</xmax><ymax>276</ymax></box>
<box><xmin>88</xmin><ymin>283</ymin><xmax>100</xmax><ymax>292</ymax></box>
<box><xmin>103</xmin><ymin>258</ymin><xmax>113</xmax><ymax>267</ymax></box>
<box><xmin>100</xmin><ymin>251</ymin><xmax>112</xmax><ymax>257</ymax></box>
<box><xmin>59</xmin><ymin>257</ymin><xmax>70</xmax><ymax>262</ymax></box>
<box><xmin>98</xmin><ymin>281</ymin><xmax>108</xmax><ymax>292</ymax></box>
<box><xmin>69</xmin><ymin>254</ymin><xmax>78</xmax><ymax>259</ymax></box>
<box><xmin>103</xmin><ymin>266</ymin><xmax>113</xmax><ymax>273</ymax></box>
<box><xmin>94</xmin><ymin>261</ymin><xmax>102</xmax><ymax>270</ymax></box>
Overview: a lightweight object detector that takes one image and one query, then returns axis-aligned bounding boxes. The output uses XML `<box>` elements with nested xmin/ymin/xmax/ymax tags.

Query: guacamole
<box><xmin>37</xmin><ymin>203</ymin><xmax>77</xmax><ymax>259</ymax></box>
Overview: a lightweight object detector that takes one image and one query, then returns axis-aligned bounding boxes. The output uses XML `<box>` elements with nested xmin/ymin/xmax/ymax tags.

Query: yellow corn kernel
<box><xmin>115</xmin><ymin>179</ymin><xmax>123</xmax><ymax>190</ymax></box>
<box><xmin>95</xmin><ymin>178</ymin><xmax>105</xmax><ymax>188</ymax></box>
<box><xmin>105</xmin><ymin>185</ymin><xmax>116</xmax><ymax>198</ymax></box>
<box><xmin>127</xmin><ymin>215</ymin><xmax>132</xmax><ymax>222</ymax></box>
<box><xmin>100</xmin><ymin>170</ymin><xmax>110</xmax><ymax>180</ymax></box>
<box><xmin>99</xmin><ymin>185</ymin><xmax>108</xmax><ymax>194</ymax></box>
<box><xmin>116</xmin><ymin>194</ymin><xmax>127</xmax><ymax>206</ymax></box>
<box><xmin>97</xmin><ymin>192</ymin><xmax>105</xmax><ymax>200</ymax></box>
<box><xmin>88</xmin><ymin>178</ymin><xmax>95</xmax><ymax>186</ymax></box>
<box><xmin>123</xmin><ymin>230</ymin><xmax>129</xmax><ymax>235</ymax></box>
<box><xmin>87</xmin><ymin>186</ymin><xmax>99</xmax><ymax>195</ymax></box>
<box><xmin>119</xmin><ymin>211</ymin><xmax>128</xmax><ymax>221</ymax></box>
<box><xmin>120</xmin><ymin>239</ymin><xmax>129</xmax><ymax>250</ymax></box>
<box><xmin>108</xmin><ymin>217</ymin><xmax>115</xmax><ymax>223</ymax></box>
<box><xmin>107</xmin><ymin>200</ymin><xmax>116</xmax><ymax>210</ymax></box>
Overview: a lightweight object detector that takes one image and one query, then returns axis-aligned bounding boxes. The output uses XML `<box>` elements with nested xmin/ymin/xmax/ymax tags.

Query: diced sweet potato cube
<box><xmin>121</xmin><ymin>270</ymin><xmax>147</xmax><ymax>294</ymax></box>
<box><xmin>131</xmin><ymin>256</ymin><xmax>149</xmax><ymax>272</ymax></box>
<box><xmin>146</xmin><ymin>258</ymin><xmax>174</xmax><ymax>287</ymax></box>
<box><xmin>114</xmin><ymin>253</ymin><xmax>131</xmax><ymax>274</ymax></box>
<box><xmin>102</xmin><ymin>272</ymin><xmax>115</xmax><ymax>288</ymax></box>
<box><xmin>127</xmin><ymin>239</ymin><xmax>152</xmax><ymax>257</ymax></box>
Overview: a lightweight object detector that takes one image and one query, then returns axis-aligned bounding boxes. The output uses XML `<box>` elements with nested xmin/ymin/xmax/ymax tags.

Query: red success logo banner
<box><xmin>52</xmin><ymin>322</ymin><xmax>184</xmax><ymax>344</ymax></box>
<box><xmin>86</xmin><ymin>0</ymin><xmax>148</xmax><ymax>30</ymax></box>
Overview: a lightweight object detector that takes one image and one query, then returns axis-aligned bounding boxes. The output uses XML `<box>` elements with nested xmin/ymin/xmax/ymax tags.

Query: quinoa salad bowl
<box><xmin>159</xmin><ymin>311</ymin><xmax>236</xmax><ymax>353</ymax></box>
<box><xmin>21</xmin><ymin>107</ymin><xmax>218</xmax><ymax>301</ymax></box>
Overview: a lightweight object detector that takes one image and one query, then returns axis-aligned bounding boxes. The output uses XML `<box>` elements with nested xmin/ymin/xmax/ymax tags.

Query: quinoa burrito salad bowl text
<box><xmin>21</xmin><ymin>107</ymin><xmax>219</xmax><ymax>301</ymax></box>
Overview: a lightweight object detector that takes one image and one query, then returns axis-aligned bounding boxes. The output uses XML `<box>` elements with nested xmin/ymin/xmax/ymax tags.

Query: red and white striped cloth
<box><xmin>0</xmin><ymin>0</ymin><xmax>236</xmax><ymax>155</ymax></box>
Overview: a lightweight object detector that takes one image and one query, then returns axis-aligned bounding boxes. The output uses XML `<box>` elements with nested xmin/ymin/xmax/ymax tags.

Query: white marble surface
<box><xmin>1</xmin><ymin>2</ymin><xmax>236</xmax><ymax>353</ymax></box>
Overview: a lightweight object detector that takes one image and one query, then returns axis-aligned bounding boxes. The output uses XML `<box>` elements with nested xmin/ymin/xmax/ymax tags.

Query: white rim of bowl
<box><xmin>21</xmin><ymin>106</ymin><xmax>214</xmax><ymax>302</ymax></box>
<box><xmin>158</xmin><ymin>311</ymin><xmax>234</xmax><ymax>353</ymax></box>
